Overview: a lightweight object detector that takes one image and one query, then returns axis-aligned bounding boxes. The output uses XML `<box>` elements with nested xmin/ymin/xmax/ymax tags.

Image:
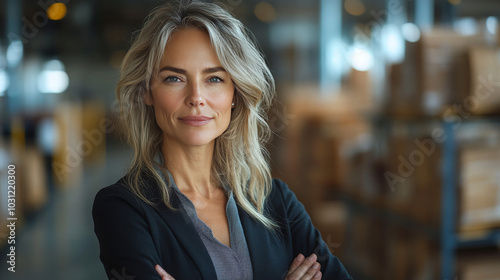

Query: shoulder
<box><xmin>266</xmin><ymin>178</ymin><xmax>302</xmax><ymax>213</ymax></box>
<box><xmin>269</xmin><ymin>178</ymin><xmax>290</xmax><ymax>195</ymax></box>
<box><xmin>92</xmin><ymin>178</ymin><xmax>145</xmax><ymax>215</ymax></box>
<box><xmin>94</xmin><ymin>179</ymin><xmax>134</xmax><ymax>202</ymax></box>
<box><xmin>268</xmin><ymin>178</ymin><xmax>297</xmax><ymax>202</ymax></box>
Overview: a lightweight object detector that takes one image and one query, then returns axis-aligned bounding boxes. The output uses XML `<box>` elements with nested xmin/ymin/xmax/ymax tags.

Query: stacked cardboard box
<box><xmin>274</xmin><ymin>89</ymin><xmax>375</xmax><ymax>275</ymax></box>
<box><xmin>52</xmin><ymin>102</ymin><xmax>83</xmax><ymax>189</ymax></box>
<box><xmin>345</xmin><ymin>214</ymin><xmax>441</xmax><ymax>280</ymax></box>
<box><xmin>467</xmin><ymin>47</ymin><xmax>500</xmax><ymax>114</ymax></box>
<box><xmin>80</xmin><ymin>102</ymin><xmax>107</xmax><ymax>163</ymax></box>
<box><xmin>459</xmin><ymin>144</ymin><xmax>500</xmax><ymax>231</ymax></box>
<box><xmin>309</xmin><ymin>201</ymin><xmax>346</xmax><ymax>260</ymax></box>
<box><xmin>411</xmin><ymin>135</ymin><xmax>443</xmax><ymax>228</ymax></box>
<box><xmin>280</xmin><ymin>90</ymin><xmax>370</xmax><ymax>208</ymax></box>
<box><xmin>387</xmin><ymin>28</ymin><xmax>496</xmax><ymax>117</ymax></box>
<box><xmin>18</xmin><ymin>147</ymin><xmax>48</xmax><ymax>214</ymax></box>
<box><xmin>386</xmin><ymin>41</ymin><xmax>421</xmax><ymax>117</ymax></box>
<box><xmin>349</xmin><ymin>214</ymin><xmax>373</xmax><ymax>275</ymax></box>
<box><xmin>459</xmin><ymin>253</ymin><xmax>500</xmax><ymax>280</ymax></box>
<box><xmin>410</xmin><ymin>235</ymin><xmax>440</xmax><ymax>280</ymax></box>
<box><xmin>385</xmin><ymin>134</ymin><xmax>415</xmax><ymax>217</ymax></box>
<box><xmin>386</xmin><ymin>227</ymin><xmax>411</xmax><ymax>279</ymax></box>
<box><xmin>417</xmin><ymin>28</ymin><xmax>493</xmax><ymax>116</ymax></box>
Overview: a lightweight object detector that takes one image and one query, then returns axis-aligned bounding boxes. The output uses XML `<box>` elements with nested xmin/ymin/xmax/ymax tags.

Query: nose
<box><xmin>185</xmin><ymin>81</ymin><xmax>205</xmax><ymax>107</ymax></box>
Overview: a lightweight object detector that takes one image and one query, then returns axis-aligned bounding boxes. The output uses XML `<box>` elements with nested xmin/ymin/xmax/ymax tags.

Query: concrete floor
<box><xmin>0</xmin><ymin>142</ymin><xmax>132</xmax><ymax>280</ymax></box>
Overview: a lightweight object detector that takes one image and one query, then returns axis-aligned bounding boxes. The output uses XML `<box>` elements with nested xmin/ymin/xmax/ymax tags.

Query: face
<box><xmin>146</xmin><ymin>28</ymin><xmax>235</xmax><ymax>148</ymax></box>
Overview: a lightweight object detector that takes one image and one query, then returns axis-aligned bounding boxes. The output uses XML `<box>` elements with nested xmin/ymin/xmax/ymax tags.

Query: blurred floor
<box><xmin>0</xmin><ymin>141</ymin><xmax>132</xmax><ymax>280</ymax></box>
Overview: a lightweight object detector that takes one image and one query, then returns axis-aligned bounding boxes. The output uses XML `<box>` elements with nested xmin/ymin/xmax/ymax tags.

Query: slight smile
<box><xmin>178</xmin><ymin>116</ymin><xmax>214</xmax><ymax>126</ymax></box>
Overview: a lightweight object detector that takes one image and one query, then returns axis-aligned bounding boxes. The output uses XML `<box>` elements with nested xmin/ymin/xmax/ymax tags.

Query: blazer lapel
<box><xmin>239</xmin><ymin>206</ymin><xmax>288</xmax><ymax>279</ymax></box>
<box><xmin>149</xmin><ymin>187</ymin><xmax>218</xmax><ymax>280</ymax></box>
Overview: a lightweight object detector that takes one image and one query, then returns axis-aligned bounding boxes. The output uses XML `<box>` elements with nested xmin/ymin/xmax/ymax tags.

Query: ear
<box><xmin>144</xmin><ymin>91</ymin><xmax>153</xmax><ymax>106</ymax></box>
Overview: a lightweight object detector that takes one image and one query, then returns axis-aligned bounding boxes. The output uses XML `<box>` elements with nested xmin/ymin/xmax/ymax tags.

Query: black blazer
<box><xmin>92</xmin><ymin>178</ymin><xmax>352</xmax><ymax>280</ymax></box>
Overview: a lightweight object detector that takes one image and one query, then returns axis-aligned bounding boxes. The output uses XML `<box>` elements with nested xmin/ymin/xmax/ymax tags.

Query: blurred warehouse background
<box><xmin>1</xmin><ymin>0</ymin><xmax>500</xmax><ymax>279</ymax></box>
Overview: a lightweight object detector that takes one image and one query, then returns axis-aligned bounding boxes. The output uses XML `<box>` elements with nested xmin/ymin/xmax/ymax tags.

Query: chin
<box><xmin>180</xmin><ymin>132</ymin><xmax>219</xmax><ymax>147</ymax></box>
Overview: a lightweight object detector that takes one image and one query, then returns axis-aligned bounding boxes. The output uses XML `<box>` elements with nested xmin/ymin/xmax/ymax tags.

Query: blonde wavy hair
<box><xmin>116</xmin><ymin>0</ymin><xmax>277</xmax><ymax>229</ymax></box>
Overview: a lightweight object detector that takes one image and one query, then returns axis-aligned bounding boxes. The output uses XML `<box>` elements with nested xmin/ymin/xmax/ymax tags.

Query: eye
<box><xmin>208</xmin><ymin>76</ymin><xmax>223</xmax><ymax>83</ymax></box>
<box><xmin>164</xmin><ymin>76</ymin><xmax>182</xmax><ymax>82</ymax></box>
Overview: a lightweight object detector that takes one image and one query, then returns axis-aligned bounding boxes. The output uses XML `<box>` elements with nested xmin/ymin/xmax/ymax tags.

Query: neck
<box><xmin>161</xmin><ymin>139</ymin><xmax>217</xmax><ymax>198</ymax></box>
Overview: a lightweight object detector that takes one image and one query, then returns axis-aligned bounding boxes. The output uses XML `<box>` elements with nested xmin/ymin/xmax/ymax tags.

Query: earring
<box><xmin>231</xmin><ymin>103</ymin><xmax>235</xmax><ymax>107</ymax></box>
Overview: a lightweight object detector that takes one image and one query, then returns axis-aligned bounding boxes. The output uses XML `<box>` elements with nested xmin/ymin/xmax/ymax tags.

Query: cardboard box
<box><xmin>386</xmin><ymin>41</ymin><xmax>423</xmax><ymax>117</ymax></box>
<box><xmin>460</xmin><ymin>254</ymin><xmax>500</xmax><ymax>280</ymax></box>
<box><xmin>19</xmin><ymin>147</ymin><xmax>48</xmax><ymax>213</ymax></box>
<box><xmin>347</xmin><ymin>68</ymin><xmax>373</xmax><ymax>111</ymax></box>
<box><xmin>385</xmin><ymin>135</ymin><xmax>415</xmax><ymax>216</ymax></box>
<box><xmin>386</xmin><ymin>227</ymin><xmax>410</xmax><ymax>280</ymax></box>
<box><xmin>53</xmin><ymin>102</ymin><xmax>83</xmax><ymax>188</ymax></box>
<box><xmin>468</xmin><ymin>47</ymin><xmax>500</xmax><ymax>114</ymax></box>
<box><xmin>80</xmin><ymin>102</ymin><xmax>107</xmax><ymax>163</ymax></box>
<box><xmin>412</xmin><ymin>136</ymin><xmax>442</xmax><ymax>228</ymax></box>
<box><xmin>417</xmin><ymin>28</ymin><xmax>493</xmax><ymax>115</ymax></box>
<box><xmin>350</xmin><ymin>214</ymin><xmax>372</xmax><ymax>274</ymax></box>
<box><xmin>310</xmin><ymin>202</ymin><xmax>346</xmax><ymax>259</ymax></box>
<box><xmin>459</xmin><ymin>145</ymin><xmax>500</xmax><ymax>231</ymax></box>
<box><xmin>411</xmin><ymin>235</ymin><xmax>440</xmax><ymax>280</ymax></box>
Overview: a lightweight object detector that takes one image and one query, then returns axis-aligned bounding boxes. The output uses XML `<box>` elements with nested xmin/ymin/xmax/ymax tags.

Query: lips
<box><xmin>178</xmin><ymin>115</ymin><xmax>214</xmax><ymax>126</ymax></box>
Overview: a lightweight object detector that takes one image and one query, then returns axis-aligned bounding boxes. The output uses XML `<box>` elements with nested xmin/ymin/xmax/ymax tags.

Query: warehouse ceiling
<box><xmin>0</xmin><ymin>0</ymin><xmax>499</xmax><ymax>58</ymax></box>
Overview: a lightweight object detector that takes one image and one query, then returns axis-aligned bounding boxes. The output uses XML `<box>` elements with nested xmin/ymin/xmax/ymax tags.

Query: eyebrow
<box><xmin>158</xmin><ymin>66</ymin><xmax>226</xmax><ymax>74</ymax></box>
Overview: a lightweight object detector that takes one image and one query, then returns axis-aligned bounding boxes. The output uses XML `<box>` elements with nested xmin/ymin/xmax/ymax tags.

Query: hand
<box><xmin>155</xmin><ymin>264</ymin><xmax>175</xmax><ymax>280</ymax></box>
<box><xmin>285</xmin><ymin>253</ymin><xmax>322</xmax><ymax>280</ymax></box>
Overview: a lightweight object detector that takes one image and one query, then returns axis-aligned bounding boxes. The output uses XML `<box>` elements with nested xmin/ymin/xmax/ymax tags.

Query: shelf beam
<box><xmin>441</xmin><ymin>120</ymin><xmax>457</xmax><ymax>279</ymax></box>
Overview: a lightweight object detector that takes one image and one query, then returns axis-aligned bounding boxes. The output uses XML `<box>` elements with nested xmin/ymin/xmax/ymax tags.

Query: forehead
<box><xmin>159</xmin><ymin>27</ymin><xmax>221</xmax><ymax>67</ymax></box>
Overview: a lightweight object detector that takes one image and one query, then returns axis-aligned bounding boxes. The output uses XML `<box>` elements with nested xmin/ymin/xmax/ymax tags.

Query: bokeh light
<box><xmin>486</xmin><ymin>16</ymin><xmax>498</xmax><ymax>35</ymax></box>
<box><xmin>402</xmin><ymin>23</ymin><xmax>421</xmax><ymax>42</ymax></box>
<box><xmin>344</xmin><ymin>0</ymin><xmax>365</xmax><ymax>16</ymax></box>
<box><xmin>254</xmin><ymin>2</ymin><xmax>276</xmax><ymax>23</ymax></box>
<box><xmin>0</xmin><ymin>70</ymin><xmax>9</xmax><ymax>95</ymax></box>
<box><xmin>47</xmin><ymin>3</ymin><xmax>67</xmax><ymax>21</ymax></box>
<box><xmin>349</xmin><ymin>46</ymin><xmax>373</xmax><ymax>71</ymax></box>
<box><xmin>37</xmin><ymin>59</ymin><xmax>69</xmax><ymax>94</ymax></box>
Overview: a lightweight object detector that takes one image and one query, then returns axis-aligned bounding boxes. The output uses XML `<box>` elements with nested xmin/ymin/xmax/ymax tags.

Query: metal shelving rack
<box><xmin>343</xmin><ymin>117</ymin><xmax>500</xmax><ymax>279</ymax></box>
<box><xmin>441</xmin><ymin>120</ymin><xmax>458</xmax><ymax>279</ymax></box>
<box><xmin>440</xmin><ymin>119</ymin><xmax>500</xmax><ymax>279</ymax></box>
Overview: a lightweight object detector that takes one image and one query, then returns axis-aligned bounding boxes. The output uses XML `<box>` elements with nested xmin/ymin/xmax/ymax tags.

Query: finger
<box><xmin>286</xmin><ymin>253</ymin><xmax>317</xmax><ymax>279</ymax></box>
<box><xmin>313</xmin><ymin>270</ymin><xmax>322</xmax><ymax>279</ymax></box>
<box><xmin>155</xmin><ymin>264</ymin><xmax>175</xmax><ymax>280</ymax></box>
<box><xmin>288</xmin><ymin>253</ymin><xmax>305</xmax><ymax>272</ymax></box>
<box><xmin>303</xmin><ymin>262</ymin><xmax>321</xmax><ymax>279</ymax></box>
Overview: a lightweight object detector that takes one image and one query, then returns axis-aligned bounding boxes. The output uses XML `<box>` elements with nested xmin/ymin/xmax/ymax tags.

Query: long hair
<box><xmin>116</xmin><ymin>0</ymin><xmax>277</xmax><ymax>229</ymax></box>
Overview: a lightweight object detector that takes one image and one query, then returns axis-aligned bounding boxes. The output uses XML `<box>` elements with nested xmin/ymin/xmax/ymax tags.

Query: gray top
<box><xmin>155</xmin><ymin>161</ymin><xmax>253</xmax><ymax>280</ymax></box>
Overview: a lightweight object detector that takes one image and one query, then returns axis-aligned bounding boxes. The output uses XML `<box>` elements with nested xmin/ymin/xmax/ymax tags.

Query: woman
<box><xmin>92</xmin><ymin>1</ymin><xmax>352</xmax><ymax>279</ymax></box>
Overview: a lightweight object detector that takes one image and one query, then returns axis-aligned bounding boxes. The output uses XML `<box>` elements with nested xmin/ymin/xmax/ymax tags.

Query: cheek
<box><xmin>153</xmin><ymin>92</ymin><xmax>180</xmax><ymax>115</ymax></box>
<box><xmin>215</xmin><ymin>85</ymin><xmax>234</xmax><ymax>110</ymax></box>
<box><xmin>150</xmin><ymin>92</ymin><xmax>183</xmax><ymax>132</ymax></box>
<box><xmin>213</xmin><ymin>93</ymin><xmax>233</xmax><ymax>119</ymax></box>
